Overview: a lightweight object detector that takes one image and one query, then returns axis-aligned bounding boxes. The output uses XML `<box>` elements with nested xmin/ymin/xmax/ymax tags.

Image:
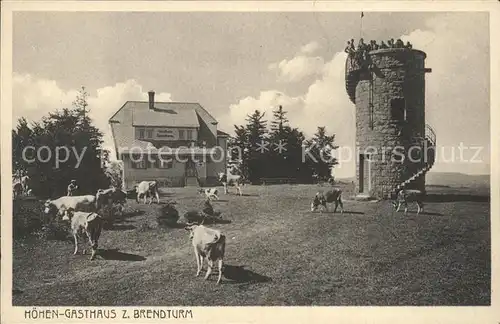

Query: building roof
<box><xmin>127</xmin><ymin>102</ymin><xmax>201</xmax><ymax>127</ymax></box>
<box><xmin>217</xmin><ymin>130</ymin><xmax>230</xmax><ymax>137</ymax></box>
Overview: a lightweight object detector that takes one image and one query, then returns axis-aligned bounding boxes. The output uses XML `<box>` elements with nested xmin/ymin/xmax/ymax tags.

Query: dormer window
<box><xmin>146</xmin><ymin>129</ymin><xmax>153</xmax><ymax>139</ymax></box>
<box><xmin>179</xmin><ymin>129</ymin><xmax>185</xmax><ymax>139</ymax></box>
<box><xmin>187</xmin><ymin>129</ymin><xmax>193</xmax><ymax>140</ymax></box>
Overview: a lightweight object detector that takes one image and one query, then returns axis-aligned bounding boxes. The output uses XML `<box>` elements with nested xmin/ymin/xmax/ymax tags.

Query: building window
<box><xmin>187</xmin><ymin>129</ymin><xmax>193</xmax><ymax>140</ymax></box>
<box><xmin>146</xmin><ymin>129</ymin><xmax>154</xmax><ymax>139</ymax></box>
<box><xmin>131</xmin><ymin>155</ymin><xmax>146</xmax><ymax>169</ymax></box>
<box><xmin>157</xmin><ymin>156</ymin><xmax>173</xmax><ymax>169</ymax></box>
<box><xmin>391</xmin><ymin>98</ymin><xmax>406</xmax><ymax>122</ymax></box>
<box><xmin>138</xmin><ymin>128</ymin><xmax>145</xmax><ymax>139</ymax></box>
<box><xmin>179</xmin><ymin>129</ymin><xmax>185</xmax><ymax>139</ymax></box>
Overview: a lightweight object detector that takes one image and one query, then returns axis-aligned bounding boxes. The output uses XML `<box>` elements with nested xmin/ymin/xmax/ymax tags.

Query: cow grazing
<box><xmin>13</xmin><ymin>182</ymin><xmax>23</xmax><ymax>198</ymax></box>
<box><xmin>392</xmin><ymin>189</ymin><xmax>424</xmax><ymax>215</ymax></box>
<box><xmin>44</xmin><ymin>195</ymin><xmax>96</xmax><ymax>218</ymax></box>
<box><xmin>310</xmin><ymin>188</ymin><xmax>344</xmax><ymax>214</ymax></box>
<box><xmin>62</xmin><ymin>210</ymin><xmax>103</xmax><ymax>260</ymax></box>
<box><xmin>218</xmin><ymin>172</ymin><xmax>243</xmax><ymax>196</ymax></box>
<box><xmin>184</xmin><ymin>224</ymin><xmax>226</xmax><ymax>284</ymax></box>
<box><xmin>199</xmin><ymin>188</ymin><xmax>219</xmax><ymax>201</ymax></box>
<box><xmin>136</xmin><ymin>181</ymin><xmax>160</xmax><ymax>204</ymax></box>
<box><xmin>96</xmin><ymin>187</ymin><xmax>127</xmax><ymax>210</ymax></box>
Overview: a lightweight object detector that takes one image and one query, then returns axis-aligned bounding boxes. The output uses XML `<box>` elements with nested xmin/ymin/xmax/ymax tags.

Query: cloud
<box><xmin>13</xmin><ymin>73</ymin><xmax>79</xmax><ymax>123</ymax></box>
<box><xmin>268</xmin><ymin>41</ymin><xmax>325</xmax><ymax>83</ymax></box>
<box><xmin>219</xmin><ymin>90</ymin><xmax>304</xmax><ymax>132</ymax></box>
<box><xmin>12</xmin><ymin>73</ymin><xmax>173</xmax><ymax>158</ymax></box>
<box><xmin>300</xmin><ymin>41</ymin><xmax>321</xmax><ymax>54</ymax></box>
<box><xmin>269</xmin><ymin>55</ymin><xmax>325</xmax><ymax>83</ymax></box>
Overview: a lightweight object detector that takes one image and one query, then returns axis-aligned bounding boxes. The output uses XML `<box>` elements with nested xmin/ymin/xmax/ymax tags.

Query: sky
<box><xmin>12</xmin><ymin>11</ymin><xmax>491</xmax><ymax>177</ymax></box>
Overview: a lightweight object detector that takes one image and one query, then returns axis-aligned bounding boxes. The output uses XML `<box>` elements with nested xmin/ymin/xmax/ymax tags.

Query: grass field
<box><xmin>12</xmin><ymin>183</ymin><xmax>490</xmax><ymax>306</ymax></box>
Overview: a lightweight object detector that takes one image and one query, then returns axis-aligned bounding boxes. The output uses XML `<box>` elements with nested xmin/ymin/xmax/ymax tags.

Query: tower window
<box><xmin>391</xmin><ymin>98</ymin><xmax>406</xmax><ymax>121</ymax></box>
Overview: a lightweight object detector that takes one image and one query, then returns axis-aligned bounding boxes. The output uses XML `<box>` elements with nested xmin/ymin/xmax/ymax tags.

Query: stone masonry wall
<box><xmin>355</xmin><ymin>49</ymin><xmax>427</xmax><ymax>198</ymax></box>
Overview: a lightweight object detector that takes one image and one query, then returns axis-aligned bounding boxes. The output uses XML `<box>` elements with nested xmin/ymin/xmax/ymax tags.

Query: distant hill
<box><xmin>426</xmin><ymin>172</ymin><xmax>490</xmax><ymax>188</ymax></box>
<box><xmin>337</xmin><ymin>172</ymin><xmax>490</xmax><ymax>189</ymax></box>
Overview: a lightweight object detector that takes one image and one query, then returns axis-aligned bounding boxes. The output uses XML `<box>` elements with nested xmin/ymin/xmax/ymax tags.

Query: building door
<box><xmin>359</xmin><ymin>154</ymin><xmax>371</xmax><ymax>194</ymax></box>
<box><xmin>185</xmin><ymin>158</ymin><xmax>199</xmax><ymax>187</ymax></box>
<box><xmin>185</xmin><ymin>158</ymin><xmax>197</xmax><ymax>177</ymax></box>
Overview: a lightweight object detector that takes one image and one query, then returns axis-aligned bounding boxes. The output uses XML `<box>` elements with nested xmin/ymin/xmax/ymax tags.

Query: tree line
<box><xmin>228</xmin><ymin>106</ymin><xmax>338</xmax><ymax>184</ymax></box>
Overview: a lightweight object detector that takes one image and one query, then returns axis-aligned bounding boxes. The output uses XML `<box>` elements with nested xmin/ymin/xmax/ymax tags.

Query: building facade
<box><xmin>345</xmin><ymin>47</ymin><xmax>436</xmax><ymax>199</ymax></box>
<box><xmin>109</xmin><ymin>91</ymin><xmax>228</xmax><ymax>189</ymax></box>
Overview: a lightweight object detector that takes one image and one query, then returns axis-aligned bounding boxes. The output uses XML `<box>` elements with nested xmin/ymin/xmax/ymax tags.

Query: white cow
<box><xmin>62</xmin><ymin>210</ymin><xmax>103</xmax><ymax>261</ymax></box>
<box><xmin>184</xmin><ymin>224</ymin><xmax>226</xmax><ymax>284</ymax></box>
<box><xmin>44</xmin><ymin>195</ymin><xmax>96</xmax><ymax>218</ymax></box>
<box><xmin>218</xmin><ymin>172</ymin><xmax>243</xmax><ymax>196</ymax></box>
<box><xmin>199</xmin><ymin>188</ymin><xmax>219</xmax><ymax>201</ymax></box>
<box><xmin>136</xmin><ymin>181</ymin><xmax>160</xmax><ymax>204</ymax></box>
<box><xmin>392</xmin><ymin>189</ymin><xmax>424</xmax><ymax>215</ymax></box>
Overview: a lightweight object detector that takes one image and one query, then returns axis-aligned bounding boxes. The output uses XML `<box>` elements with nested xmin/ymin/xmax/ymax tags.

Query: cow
<box><xmin>136</xmin><ymin>181</ymin><xmax>160</xmax><ymax>204</ymax></box>
<box><xmin>62</xmin><ymin>210</ymin><xmax>103</xmax><ymax>261</ymax></box>
<box><xmin>95</xmin><ymin>187</ymin><xmax>127</xmax><ymax>221</ymax></box>
<box><xmin>13</xmin><ymin>182</ymin><xmax>23</xmax><ymax>199</ymax></box>
<box><xmin>184</xmin><ymin>224</ymin><xmax>226</xmax><ymax>284</ymax></box>
<box><xmin>391</xmin><ymin>189</ymin><xmax>424</xmax><ymax>215</ymax></box>
<box><xmin>218</xmin><ymin>172</ymin><xmax>243</xmax><ymax>196</ymax></box>
<box><xmin>95</xmin><ymin>187</ymin><xmax>127</xmax><ymax>210</ymax></box>
<box><xmin>310</xmin><ymin>188</ymin><xmax>344</xmax><ymax>214</ymax></box>
<box><xmin>44</xmin><ymin>195</ymin><xmax>96</xmax><ymax>218</ymax></box>
<box><xmin>199</xmin><ymin>188</ymin><xmax>219</xmax><ymax>201</ymax></box>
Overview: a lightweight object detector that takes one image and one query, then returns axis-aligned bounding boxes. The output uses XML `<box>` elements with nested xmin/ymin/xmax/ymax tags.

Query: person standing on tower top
<box><xmin>358</xmin><ymin>38</ymin><xmax>367</xmax><ymax>50</ymax></box>
<box><xmin>345</xmin><ymin>40</ymin><xmax>355</xmax><ymax>56</ymax></box>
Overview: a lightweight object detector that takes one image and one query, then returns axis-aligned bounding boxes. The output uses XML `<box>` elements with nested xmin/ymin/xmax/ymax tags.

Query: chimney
<box><xmin>148</xmin><ymin>91</ymin><xmax>155</xmax><ymax>110</ymax></box>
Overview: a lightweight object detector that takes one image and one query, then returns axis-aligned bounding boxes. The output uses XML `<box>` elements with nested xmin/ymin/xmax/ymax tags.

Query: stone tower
<box><xmin>345</xmin><ymin>47</ymin><xmax>436</xmax><ymax>199</ymax></box>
